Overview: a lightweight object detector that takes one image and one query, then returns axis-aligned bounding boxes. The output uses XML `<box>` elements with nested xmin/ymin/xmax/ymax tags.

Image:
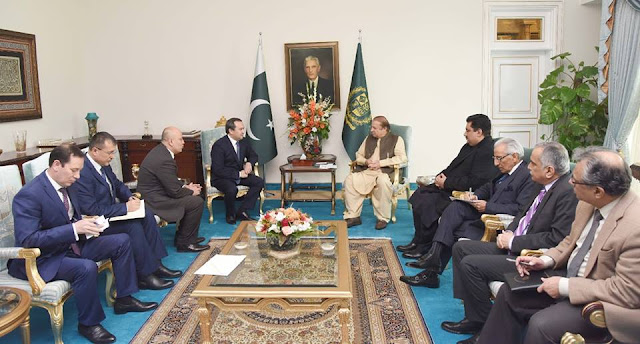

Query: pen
<box><xmin>506</xmin><ymin>257</ymin><xmax>534</xmax><ymax>266</ymax></box>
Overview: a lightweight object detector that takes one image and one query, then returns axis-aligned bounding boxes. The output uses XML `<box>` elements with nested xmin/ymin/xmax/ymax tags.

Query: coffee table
<box><xmin>191</xmin><ymin>220</ymin><xmax>352</xmax><ymax>343</ymax></box>
<box><xmin>0</xmin><ymin>287</ymin><xmax>31</xmax><ymax>343</ymax></box>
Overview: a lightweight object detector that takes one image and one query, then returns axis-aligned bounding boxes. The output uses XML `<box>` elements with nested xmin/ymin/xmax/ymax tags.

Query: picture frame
<box><xmin>285</xmin><ymin>41</ymin><xmax>340</xmax><ymax>110</ymax></box>
<box><xmin>0</xmin><ymin>29</ymin><xmax>42</xmax><ymax>122</ymax></box>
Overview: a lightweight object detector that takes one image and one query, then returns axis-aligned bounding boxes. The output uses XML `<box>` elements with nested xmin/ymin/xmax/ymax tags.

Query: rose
<box><xmin>281</xmin><ymin>226</ymin><xmax>294</xmax><ymax>236</ymax></box>
<box><xmin>275</xmin><ymin>211</ymin><xmax>285</xmax><ymax>221</ymax></box>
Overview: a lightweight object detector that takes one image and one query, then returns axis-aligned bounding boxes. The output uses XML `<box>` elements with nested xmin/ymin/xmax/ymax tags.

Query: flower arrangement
<box><xmin>287</xmin><ymin>95</ymin><xmax>334</xmax><ymax>158</ymax></box>
<box><xmin>255</xmin><ymin>207</ymin><xmax>317</xmax><ymax>250</ymax></box>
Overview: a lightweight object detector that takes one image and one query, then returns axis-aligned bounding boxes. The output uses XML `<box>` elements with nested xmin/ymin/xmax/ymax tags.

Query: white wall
<box><xmin>1</xmin><ymin>0</ymin><xmax>601</xmax><ymax>184</ymax></box>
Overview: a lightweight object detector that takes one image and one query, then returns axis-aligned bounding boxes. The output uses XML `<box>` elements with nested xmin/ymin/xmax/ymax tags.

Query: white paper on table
<box><xmin>194</xmin><ymin>254</ymin><xmax>246</xmax><ymax>276</ymax></box>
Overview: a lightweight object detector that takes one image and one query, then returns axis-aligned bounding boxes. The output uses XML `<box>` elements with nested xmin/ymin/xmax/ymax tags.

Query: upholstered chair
<box><xmin>0</xmin><ymin>165</ymin><xmax>115</xmax><ymax>344</ymax></box>
<box><xmin>21</xmin><ymin>152</ymin><xmax>51</xmax><ymax>183</ymax></box>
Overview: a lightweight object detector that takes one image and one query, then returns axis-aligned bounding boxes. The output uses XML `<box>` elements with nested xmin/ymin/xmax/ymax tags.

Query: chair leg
<box><xmin>259</xmin><ymin>190</ymin><xmax>265</xmax><ymax>214</ymax></box>
<box><xmin>406</xmin><ymin>185</ymin><xmax>412</xmax><ymax>209</ymax></box>
<box><xmin>391</xmin><ymin>196</ymin><xmax>398</xmax><ymax>223</ymax></box>
<box><xmin>207</xmin><ymin>196</ymin><xmax>214</xmax><ymax>223</ymax></box>
<box><xmin>104</xmin><ymin>264</ymin><xmax>116</xmax><ymax>307</ymax></box>
<box><xmin>46</xmin><ymin>304</ymin><xmax>64</xmax><ymax>344</ymax></box>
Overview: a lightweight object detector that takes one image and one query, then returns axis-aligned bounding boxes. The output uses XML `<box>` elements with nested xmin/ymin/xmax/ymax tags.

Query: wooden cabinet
<box><xmin>116</xmin><ymin>135</ymin><xmax>204</xmax><ymax>186</ymax></box>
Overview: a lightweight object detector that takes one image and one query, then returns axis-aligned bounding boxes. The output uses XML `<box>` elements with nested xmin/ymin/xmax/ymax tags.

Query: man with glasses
<box><xmin>71</xmin><ymin>132</ymin><xmax>182</xmax><ymax>291</ymax></box>
<box><xmin>399</xmin><ymin>138</ymin><xmax>536</xmax><ymax>288</ymax></box>
<box><xmin>441</xmin><ymin>142</ymin><xmax>578</xmax><ymax>344</ymax></box>
<box><xmin>475</xmin><ymin>147</ymin><xmax>640</xmax><ymax>344</ymax></box>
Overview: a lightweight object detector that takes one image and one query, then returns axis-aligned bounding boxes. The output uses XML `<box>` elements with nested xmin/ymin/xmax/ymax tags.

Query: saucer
<box><xmin>234</xmin><ymin>242</ymin><xmax>248</xmax><ymax>250</ymax></box>
<box><xmin>321</xmin><ymin>242</ymin><xmax>335</xmax><ymax>250</ymax></box>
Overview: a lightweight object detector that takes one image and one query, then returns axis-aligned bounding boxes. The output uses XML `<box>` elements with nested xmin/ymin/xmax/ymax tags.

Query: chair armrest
<box><xmin>392</xmin><ymin>164</ymin><xmax>401</xmax><ymax>185</ymax></box>
<box><xmin>582</xmin><ymin>301</ymin><xmax>607</xmax><ymax>328</ymax></box>
<box><xmin>205</xmin><ymin>164</ymin><xmax>212</xmax><ymax>188</ymax></box>
<box><xmin>0</xmin><ymin>247</ymin><xmax>46</xmax><ymax>296</ymax></box>
<box><xmin>451</xmin><ymin>190</ymin><xmax>466</xmax><ymax>199</ymax></box>
<box><xmin>520</xmin><ymin>249</ymin><xmax>545</xmax><ymax>257</ymax></box>
<box><xmin>480</xmin><ymin>214</ymin><xmax>504</xmax><ymax>242</ymax></box>
<box><xmin>253</xmin><ymin>162</ymin><xmax>261</xmax><ymax>178</ymax></box>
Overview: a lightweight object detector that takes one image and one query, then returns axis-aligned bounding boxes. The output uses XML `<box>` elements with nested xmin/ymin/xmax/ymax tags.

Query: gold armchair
<box><xmin>204</xmin><ymin>162</ymin><xmax>265</xmax><ymax>223</ymax></box>
<box><xmin>347</xmin><ymin>161</ymin><xmax>406</xmax><ymax>223</ymax></box>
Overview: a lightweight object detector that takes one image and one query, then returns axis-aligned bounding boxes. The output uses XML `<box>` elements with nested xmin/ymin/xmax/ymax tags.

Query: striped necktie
<box><xmin>514</xmin><ymin>187</ymin><xmax>547</xmax><ymax>237</ymax></box>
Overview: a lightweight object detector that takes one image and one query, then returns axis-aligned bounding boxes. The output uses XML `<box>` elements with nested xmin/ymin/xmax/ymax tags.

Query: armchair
<box><xmin>0</xmin><ymin>165</ymin><xmax>115</xmax><ymax>344</ymax></box>
<box><xmin>200</xmin><ymin>126</ymin><xmax>265</xmax><ymax>223</ymax></box>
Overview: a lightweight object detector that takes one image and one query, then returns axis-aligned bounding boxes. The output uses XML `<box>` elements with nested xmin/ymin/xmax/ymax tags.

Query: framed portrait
<box><xmin>0</xmin><ymin>29</ymin><xmax>42</xmax><ymax>122</ymax></box>
<box><xmin>285</xmin><ymin>41</ymin><xmax>340</xmax><ymax>110</ymax></box>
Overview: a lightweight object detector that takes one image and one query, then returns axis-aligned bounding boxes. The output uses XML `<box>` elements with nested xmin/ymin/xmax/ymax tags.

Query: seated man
<box><xmin>8</xmin><ymin>144</ymin><xmax>157</xmax><ymax>344</ymax></box>
<box><xmin>71</xmin><ymin>132</ymin><xmax>182</xmax><ymax>291</ymax></box>
<box><xmin>343</xmin><ymin>115</ymin><xmax>407</xmax><ymax>230</ymax></box>
<box><xmin>442</xmin><ymin>142</ymin><xmax>578</xmax><ymax>344</ymax></box>
<box><xmin>398</xmin><ymin>114</ymin><xmax>498</xmax><ymax>258</ymax></box>
<box><xmin>400</xmin><ymin>137</ymin><xmax>536</xmax><ymax>287</ymax></box>
<box><xmin>476</xmin><ymin>148</ymin><xmax>639</xmax><ymax>344</ymax></box>
<box><xmin>210</xmin><ymin>117</ymin><xmax>264</xmax><ymax>224</ymax></box>
<box><xmin>137</xmin><ymin>127</ymin><xmax>209</xmax><ymax>253</ymax></box>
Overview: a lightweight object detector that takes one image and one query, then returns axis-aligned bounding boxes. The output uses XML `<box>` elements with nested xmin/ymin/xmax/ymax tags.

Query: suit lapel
<box><xmin>38</xmin><ymin>173</ymin><xmax>71</xmax><ymax>222</ymax></box>
<box><xmin>529</xmin><ymin>173</ymin><xmax>569</xmax><ymax>229</ymax></box>
<box><xmin>86</xmin><ymin>156</ymin><xmax>110</xmax><ymax>190</ymax></box>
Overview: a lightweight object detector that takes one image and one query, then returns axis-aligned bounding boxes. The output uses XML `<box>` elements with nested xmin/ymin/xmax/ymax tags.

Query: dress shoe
<box><xmin>345</xmin><ymin>217</ymin><xmax>362</xmax><ymax>228</ymax></box>
<box><xmin>114</xmin><ymin>296</ymin><xmax>158</xmax><ymax>314</ymax></box>
<box><xmin>154</xmin><ymin>263</ymin><xmax>183</xmax><ymax>278</ymax></box>
<box><xmin>226</xmin><ymin>215</ymin><xmax>236</xmax><ymax>225</ymax></box>
<box><xmin>194</xmin><ymin>236</ymin><xmax>206</xmax><ymax>244</ymax></box>
<box><xmin>457</xmin><ymin>332</ymin><xmax>480</xmax><ymax>344</ymax></box>
<box><xmin>441</xmin><ymin>318</ymin><xmax>484</xmax><ymax>335</ymax></box>
<box><xmin>138</xmin><ymin>274</ymin><xmax>174</xmax><ymax>290</ymax></box>
<box><xmin>399</xmin><ymin>270</ymin><xmax>440</xmax><ymax>288</ymax></box>
<box><xmin>375</xmin><ymin>220</ymin><xmax>388</xmax><ymax>230</ymax></box>
<box><xmin>402</xmin><ymin>248</ymin><xmax>427</xmax><ymax>259</ymax></box>
<box><xmin>78</xmin><ymin>324</ymin><xmax>115</xmax><ymax>344</ymax></box>
<box><xmin>177</xmin><ymin>243</ymin><xmax>210</xmax><ymax>253</ymax></box>
<box><xmin>396</xmin><ymin>242</ymin><xmax>417</xmax><ymax>252</ymax></box>
<box><xmin>236</xmin><ymin>211</ymin><xmax>255</xmax><ymax>221</ymax></box>
<box><xmin>406</xmin><ymin>242</ymin><xmax>443</xmax><ymax>271</ymax></box>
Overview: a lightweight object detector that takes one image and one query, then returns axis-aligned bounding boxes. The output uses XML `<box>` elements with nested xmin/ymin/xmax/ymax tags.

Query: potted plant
<box><xmin>538</xmin><ymin>52</ymin><xmax>608</xmax><ymax>155</ymax></box>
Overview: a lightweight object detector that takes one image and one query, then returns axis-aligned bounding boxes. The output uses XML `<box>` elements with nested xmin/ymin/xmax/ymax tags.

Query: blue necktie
<box><xmin>100</xmin><ymin>168</ymin><xmax>114</xmax><ymax>200</ymax></box>
<box><xmin>496</xmin><ymin>174</ymin><xmax>508</xmax><ymax>184</ymax></box>
<box><xmin>236</xmin><ymin>142</ymin><xmax>241</xmax><ymax>161</ymax></box>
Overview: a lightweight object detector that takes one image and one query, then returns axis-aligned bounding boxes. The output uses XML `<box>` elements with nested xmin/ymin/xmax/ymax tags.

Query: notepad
<box><xmin>110</xmin><ymin>200</ymin><xmax>146</xmax><ymax>221</ymax></box>
<box><xmin>194</xmin><ymin>254</ymin><xmax>246</xmax><ymax>276</ymax></box>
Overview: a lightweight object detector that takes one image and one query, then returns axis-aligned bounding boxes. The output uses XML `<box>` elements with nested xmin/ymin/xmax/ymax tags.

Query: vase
<box><xmin>267</xmin><ymin>235</ymin><xmax>300</xmax><ymax>259</ymax></box>
<box><xmin>301</xmin><ymin>134</ymin><xmax>322</xmax><ymax>159</ymax></box>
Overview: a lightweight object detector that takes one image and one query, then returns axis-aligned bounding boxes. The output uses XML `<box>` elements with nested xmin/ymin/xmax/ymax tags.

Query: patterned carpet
<box><xmin>132</xmin><ymin>238</ymin><xmax>431</xmax><ymax>344</ymax></box>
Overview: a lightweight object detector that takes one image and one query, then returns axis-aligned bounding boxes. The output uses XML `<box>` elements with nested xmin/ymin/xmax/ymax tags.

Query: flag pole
<box><xmin>358</xmin><ymin>29</ymin><xmax>362</xmax><ymax>43</ymax></box>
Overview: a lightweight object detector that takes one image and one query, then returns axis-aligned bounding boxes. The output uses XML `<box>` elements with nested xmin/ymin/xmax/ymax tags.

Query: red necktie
<box><xmin>60</xmin><ymin>188</ymin><xmax>81</xmax><ymax>256</ymax></box>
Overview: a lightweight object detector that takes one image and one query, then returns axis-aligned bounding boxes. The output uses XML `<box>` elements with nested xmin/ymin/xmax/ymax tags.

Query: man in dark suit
<box><xmin>292</xmin><ymin>55</ymin><xmax>334</xmax><ymax>103</ymax></box>
<box><xmin>211</xmin><ymin>117</ymin><xmax>264</xmax><ymax>224</ymax></box>
<box><xmin>477</xmin><ymin>148</ymin><xmax>639</xmax><ymax>344</ymax></box>
<box><xmin>398</xmin><ymin>114</ymin><xmax>499</xmax><ymax>258</ymax></box>
<box><xmin>400</xmin><ymin>137</ymin><xmax>536</xmax><ymax>288</ymax></box>
<box><xmin>441</xmin><ymin>142</ymin><xmax>578</xmax><ymax>344</ymax></box>
<box><xmin>137</xmin><ymin>127</ymin><xmax>209</xmax><ymax>253</ymax></box>
<box><xmin>71</xmin><ymin>132</ymin><xmax>182</xmax><ymax>291</ymax></box>
<box><xmin>8</xmin><ymin>144</ymin><xmax>158</xmax><ymax>344</ymax></box>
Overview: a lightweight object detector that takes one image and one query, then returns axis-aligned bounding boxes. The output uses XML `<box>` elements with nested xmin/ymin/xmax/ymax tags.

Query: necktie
<box><xmin>567</xmin><ymin>210</ymin><xmax>603</xmax><ymax>278</ymax></box>
<box><xmin>100</xmin><ymin>168</ymin><xmax>114</xmax><ymax>200</ymax></box>
<box><xmin>235</xmin><ymin>141</ymin><xmax>241</xmax><ymax>161</ymax></box>
<box><xmin>496</xmin><ymin>174</ymin><xmax>508</xmax><ymax>185</ymax></box>
<box><xmin>514</xmin><ymin>187</ymin><xmax>547</xmax><ymax>237</ymax></box>
<box><xmin>60</xmin><ymin>188</ymin><xmax>81</xmax><ymax>256</ymax></box>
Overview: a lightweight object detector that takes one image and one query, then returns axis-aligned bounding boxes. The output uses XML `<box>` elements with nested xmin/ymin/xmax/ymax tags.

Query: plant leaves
<box><xmin>551</xmin><ymin>52</ymin><xmax>571</xmax><ymax>60</ymax></box>
<box><xmin>539</xmin><ymin>101</ymin><xmax>563</xmax><ymax>124</ymax></box>
<box><xmin>575</xmin><ymin>83</ymin><xmax>591</xmax><ymax>98</ymax></box>
<box><xmin>559</xmin><ymin>87</ymin><xmax>577</xmax><ymax>104</ymax></box>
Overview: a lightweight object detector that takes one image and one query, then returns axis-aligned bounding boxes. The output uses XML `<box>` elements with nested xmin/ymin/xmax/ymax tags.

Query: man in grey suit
<box><xmin>441</xmin><ymin>142</ymin><xmax>578</xmax><ymax>344</ymax></box>
<box><xmin>137</xmin><ymin>127</ymin><xmax>209</xmax><ymax>252</ymax></box>
<box><xmin>400</xmin><ymin>138</ymin><xmax>536</xmax><ymax>288</ymax></box>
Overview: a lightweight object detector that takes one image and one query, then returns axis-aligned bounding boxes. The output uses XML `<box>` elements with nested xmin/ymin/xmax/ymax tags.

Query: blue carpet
<box><xmin>4</xmin><ymin>198</ymin><xmax>471</xmax><ymax>344</ymax></box>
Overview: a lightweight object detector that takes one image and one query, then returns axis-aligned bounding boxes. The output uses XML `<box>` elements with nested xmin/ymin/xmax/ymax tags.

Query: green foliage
<box><xmin>538</xmin><ymin>51</ymin><xmax>608</xmax><ymax>155</ymax></box>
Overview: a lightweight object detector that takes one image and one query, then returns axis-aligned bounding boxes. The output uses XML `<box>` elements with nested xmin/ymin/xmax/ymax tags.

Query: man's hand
<box><xmin>239</xmin><ymin>170</ymin><xmax>249</xmax><ymax>178</ymax></box>
<box><xmin>243</xmin><ymin>162</ymin><xmax>253</xmax><ymax>174</ymax></box>
<box><xmin>185</xmin><ymin>183</ymin><xmax>202</xmax><ymax>196</ymax></box>
<box><xmin>434</xmin><ymin>173</ymin><xmax>447</xmax><ymax>189</ymax></box>
<box><xmin>471</xmin><ymin>200</ymin><xmax>487</xmax><ymax>212</ymax></box>
<box><xmin>537</xmin><ymin>276</ymin><xmax>562</xmax><ymax>299</ymax></box>
<box><xmin>461</xmin><ymin>192</ymin><xmax>478</xmax><ymax>201</ymax></box>
<box><xmin>367</xmin><ymin>160</ymin><xmax>381</xmax><ymax>170</ymax></box>
<box><xmin>496</xmin><ymin>231</ymin><xmax>514</xmax><ymax>250</ymax></box>
<box><xmin>126</xmin><ymin>198</ymin><xmax>141</xmax><ymax>212</ymax></box>
<box><xmin>515</xmin><ymin>256</ymin><xmax>546</xmax><ymax>276</ymax></box>
<box><xmin>74</xmin><ymin>219</ymin><xmax>102</xmax><ymax>237</ymax></box>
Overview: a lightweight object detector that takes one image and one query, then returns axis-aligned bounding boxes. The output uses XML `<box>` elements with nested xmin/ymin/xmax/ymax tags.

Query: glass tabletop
<box><xmin>209</xmin><ymin>222</ymin><xmax>339</xmax><ymax>288</ymax></box>
<box><xmin>0</xmin><ymin>288</ymin><xmax>22</xmax><ymax>317</ymax></box>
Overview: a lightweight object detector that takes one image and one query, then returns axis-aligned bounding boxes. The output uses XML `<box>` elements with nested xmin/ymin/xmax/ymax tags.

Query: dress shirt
<box><xmin>86</xmin><ymin>153</ymin><xmax>114</xmax><ymax>194</ymax></box>
<box><xmin>354</xmin><ymin>136</ymin><xmax>407</xmax><ymax>168</ymax></box>
<box><xmin>227</xmin><ymin>135</ymin><xmax>245</xmax><ymax>178</ymax></box>
<box><xmin>508</xmin><ymin>160</ymin><xmax>523</xmax><ymax>175</ymax></box>
<box><xmin>540</xmin><ymin>198</ymin><xmax>620</xmax><ymax>297</ymax></box>
<box><xmin>507</xmin><ymin>177</ymin><xmax>558</xmax><ymax>249</ymax></box>
<box><xmin>45</xmin><ymin>170</ymin><xmax>79</xmax><ymax>241</ymax></box>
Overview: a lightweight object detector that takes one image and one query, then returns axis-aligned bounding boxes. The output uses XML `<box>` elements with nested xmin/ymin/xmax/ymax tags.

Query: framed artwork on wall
<box><xmin>285</xmin><ymin>41</ymin><xmax>340</xmax><ymax>110</ymax></box>
<box><xmin>0</xmin><ymin>29</ymin><xmax>42</xmax><ymax>122</ymax></box>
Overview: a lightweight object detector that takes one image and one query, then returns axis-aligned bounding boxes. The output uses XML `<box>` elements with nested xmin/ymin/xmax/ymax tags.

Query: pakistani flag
<box><xmin>247</xmin><ymin>41</ymin><xmax>277</xmax><ymax>164</ymax></box>
<box><xmin>342</xmin><ymin>43</ymin><xmax>371</xmax><ymax>161</ymax></box>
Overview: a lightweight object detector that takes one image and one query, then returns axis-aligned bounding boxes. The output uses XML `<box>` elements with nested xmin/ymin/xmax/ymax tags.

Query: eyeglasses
<box><xmin>570</xmin><ymin>176</ymin><xmax>597</xmax><ymax>186</ymax></box>
<box><xmin>492</xmin><ymin>154</ymin><xmax>510</xmax><ymax>162</ymax></box>
<box><xmin>97</xmin><ymin>147</ymin><xmax>116</xmax><ymax>156</ymax></box>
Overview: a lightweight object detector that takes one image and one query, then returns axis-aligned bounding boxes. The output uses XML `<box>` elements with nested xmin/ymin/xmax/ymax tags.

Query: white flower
<box><xmin>312</xmin><ymin>127</ymin><xmax>317</xmax><ymax>132</ymax></box>
<box><xmin>268</xmin><ymin>224</ymin><xmax>279</xmax><ymax>233</ymax></box>
<box><xmin>275</xmin><ymin>212</ymin><xmax>285</xmax><ymax>221</ymax></box>
<box><xmin>255</xmin><ymin>222</ymin><xmax>264</xmax><ymax>231</ymax></box>
<box><xmin>300</xmin><ymin>221</ymin><xmax>311</xmax><ymax>231</ymax></box>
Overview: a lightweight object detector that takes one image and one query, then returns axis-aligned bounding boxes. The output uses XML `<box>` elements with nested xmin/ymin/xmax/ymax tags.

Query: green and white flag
<box><xmin>342</xmin><ymin>42</ymin><xmax>371</xmax><ymax>160</ymax></box>
<box><xmin>247</xmin><ymin>39</ymin><xmax>277</xmax><ymax>164</ymax></box>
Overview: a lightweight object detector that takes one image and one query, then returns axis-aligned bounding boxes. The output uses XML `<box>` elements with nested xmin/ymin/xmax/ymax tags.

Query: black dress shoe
<box><xmin>138</xmin><ymin>274</ymin><xmax>174</xmax><ymax>290</ymax></box>
<box><xmin>114</xmin><ymin>296</ymin><xmax>158</xmax><ymax>314</ymax></box>
<box><xmin>78</xmin><ymin>324</ymin><xmax>116</xmax><ymax>344</ymax></box>
<box><xmin>226</xmin><ymin>215</ymin><xmax>236</xmax><ymax>224</ymax></box>
<box><xmin>399</xmin><ymin>270</ymin><xmax>440</xmax><ymax>288</ymax></box>
<box><xmin>154</xmin><ymin>263</ymin><xmax>183</xmax><ymax>278</ymax></box>
<box><xmin>441</xmin><ymin>318</ymin><xmax>484</xmax><ymax>335</ymax></box>
<box><xmin>396</xmin><ymin>242</ymin><xmax>417</xmax><ymax>252</ymax></box>
<box><xmin>402</xmin><ymin>248</ymin><xmax>427</xmax><ymax>259</ymax></box>
<box><xmin>194</xmin><ymin>236</ymin><xmax>206</xmax><ymax>244</ymax></box>
<box><xmin>236</xmin><ymin>211</ymin><xmax>255</xmax><ymax>221</ymax></box>
<box><xmin>176</xmin><ymin>243</ymin><xmax>210</xmax><ymax>253</ymax></box>
<box><xmin>457</xmin><ymin>332</ymin><xmax>480</xmax><ymax>344</ymax></box>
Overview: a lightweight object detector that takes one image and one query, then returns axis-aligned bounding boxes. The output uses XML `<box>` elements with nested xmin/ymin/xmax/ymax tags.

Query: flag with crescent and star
<box><xmin>248</xmin><ymin>38</ymin><xmax>277</xmax><ymax>164</ymax></box>
<box><xmin>342</xmin><ymin>42</ymin><xmax>371</xmax><ymax>161</ymax></box>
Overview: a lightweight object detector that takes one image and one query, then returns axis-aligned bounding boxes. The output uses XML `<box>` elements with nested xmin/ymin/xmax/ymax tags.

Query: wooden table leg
<box><xmin>281</xmin><ymin>171</ymin><xmax>286</xmax><ymax>208</ymax></box>
<box><xmin>331</xmin><ymin>170</ymin><xmax>336</xmax><ymax>215</ymax></box>
<box><xmin>196</xmin><ymin>300</ymin><xmax>212</xmax><ymax>344</ymax></box>
<box><xmin>289</xmin><ymin>172</ymin><xmax>294</xmax><ymax>196</ymax></box>
<box><xmin>338</xmin><ymin>300</ymin><xmax>351</xmax><ymax>343</ymax></box>
<box><xmin>20</xmin><ymin>315</ymin><xmax>30</xmax><ymax>344</ymax></box>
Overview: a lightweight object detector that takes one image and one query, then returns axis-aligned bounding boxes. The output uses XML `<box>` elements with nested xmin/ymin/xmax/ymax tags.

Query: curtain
<box><xmin>626</xmin><ymin>0</ymin><xmax>640</xmax><ymax>11</ymax></box>
<box><xmin>598</xmin><ymin>0</ymin><xmax>615</xmax><ymax>103</ymax></box>
<box><xmin>603</xmin><ymin>0</ymin><xmax>640</xmax><ymax>157</ymax></box>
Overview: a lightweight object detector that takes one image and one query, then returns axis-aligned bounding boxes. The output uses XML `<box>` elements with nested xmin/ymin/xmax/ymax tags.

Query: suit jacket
<box><xmin>137</xmin><ymin>144</ymin><xmax>193</xmax><ymax>222</ymax></box>
<box><xmin>473</xmin><ymin>161</ymin><xmax>536</xmax><ymax>216</ymax></box>
<box><xmin>441</xmin><ymin>136</ymin><xmax>499</xmax><ymax>192</ymax></box>
<box><xmin>8</xmin><ymin>172</ymin><xmax>82</xmax><ymax>282</ymax></box>
<box><xmin>210</xmin><ymin>136</ymin><xmax>259</xmax><ymax>183</ymax></box>
<box><xmin>69</xmin><ymin>155</ymin><xmax>132</xmax><ymax>218</ymax></box>
<box><xmin>292</xmin><ymin>77</ymin><xmax>334</xmax><ymax>103</ymax></box>
<box><xmin>506</xmin><ymin>173</ymin><xmax>578</xmax><ymax>253</ymax></box>
<box><xmin>546</xmin><ymin>193</ymin><xmax>640</xmax><ymax>343</ymax></box>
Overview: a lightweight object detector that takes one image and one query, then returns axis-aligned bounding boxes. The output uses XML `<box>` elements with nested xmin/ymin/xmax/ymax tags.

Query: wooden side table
<box><xmin>0</xmin><ymin>287</ymin><xmax>31</xmax><ymax>343</ymax></box>
<box><xmin>280</xmin><ymin>154</ymin><xmax>337</xmax><ymax>215</ymax></box>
